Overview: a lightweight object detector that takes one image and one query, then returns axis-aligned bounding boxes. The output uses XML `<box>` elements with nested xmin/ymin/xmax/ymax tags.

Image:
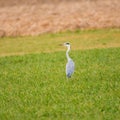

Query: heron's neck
<box><xmin>66</xmin><ymin>45</ymin><xmax>71</xmax><ymax>61</ymax></box>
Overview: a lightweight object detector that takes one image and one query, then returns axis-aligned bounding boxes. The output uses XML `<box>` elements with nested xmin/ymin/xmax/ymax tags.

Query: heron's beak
<box><xmin>59</xmin><ymin>44</ymin><xmax>63</xmax><ymax>46</ymax></box>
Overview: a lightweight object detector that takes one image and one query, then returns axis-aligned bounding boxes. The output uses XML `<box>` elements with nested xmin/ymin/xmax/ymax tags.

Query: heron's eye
<box><xmin>66</xmin><ymin>43</ymin><xmax>70</xmax><ymax>45</ymax></box>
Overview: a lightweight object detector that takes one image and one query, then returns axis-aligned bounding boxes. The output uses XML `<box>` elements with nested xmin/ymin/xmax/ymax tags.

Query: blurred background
<box><xmin>0</xmin><ymin>0</ymin><xmax>120</xmax><ymax>37</ymax></box>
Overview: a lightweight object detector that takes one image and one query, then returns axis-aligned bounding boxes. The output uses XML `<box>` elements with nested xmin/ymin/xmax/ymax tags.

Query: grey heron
<box><xmin>64</xmin><ymin>42</ymin><xmax>75</xmax><ymax>78</ymax></box>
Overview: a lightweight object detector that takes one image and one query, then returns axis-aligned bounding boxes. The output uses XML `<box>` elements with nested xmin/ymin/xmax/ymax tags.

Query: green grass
<box><xmin>0</xmin><ymin>48</ymin><xmax>120</xmax><ymax>120</ymax></box>
<box><xmin>0</xmin><ymin>29</ymin><xmax>120</xmax><ymax>120</ymax></box>
<box><xmin>0</xmin><ymin>29</ymin><xmax>120</xmax><ymax>56</ymax></box>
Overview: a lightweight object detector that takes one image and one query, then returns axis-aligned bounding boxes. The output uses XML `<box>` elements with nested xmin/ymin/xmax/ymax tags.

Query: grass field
<box><xmin>0</xmin><ymin>29</ymin><xmax>120</xmax><ymax>56</ymax></box>
<box><xmin>0</xmin><ymin>29</ymin><xmax>120</xmax><ymax>120</ymax></box>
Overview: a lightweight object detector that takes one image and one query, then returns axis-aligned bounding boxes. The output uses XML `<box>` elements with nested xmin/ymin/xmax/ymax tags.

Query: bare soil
<box><xmin>0</xmin><ymin>0</ymin><xmax>120</xmax><ymax>37</ymax></box>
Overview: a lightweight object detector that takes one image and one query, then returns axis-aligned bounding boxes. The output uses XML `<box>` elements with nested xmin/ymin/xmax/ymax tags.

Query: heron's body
<box><xmin>64</xmin><ymin>42</ymin><xmax>75</xmax><ymax>78</ymax></box>
<box><xmin>66</xmin><ymin>59</ymin><xmax>75</xmax><ymax>78</ymax></box>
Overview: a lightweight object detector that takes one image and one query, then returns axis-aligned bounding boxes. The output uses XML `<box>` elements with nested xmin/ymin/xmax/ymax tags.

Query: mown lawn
<box><xmin>0</xmin><ymin>29</ymin><xmax>120</xmax><ymax>56</ymax></box>
<box><xmin>0</xmin><ymin>29</ymin><xmax>120</xmax><ymax>120</ymax></box>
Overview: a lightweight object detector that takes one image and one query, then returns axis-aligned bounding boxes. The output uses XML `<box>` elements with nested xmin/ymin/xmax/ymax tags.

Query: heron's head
<box><xmin>64</xmin><ymin>42</ymin><xmax>70</xmax><ymax>47</ymax></box>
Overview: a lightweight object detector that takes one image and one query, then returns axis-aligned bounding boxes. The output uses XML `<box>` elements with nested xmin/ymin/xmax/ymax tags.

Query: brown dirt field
<box><xmin>0</xmin><ymin>0</ymin><xmax>120</xmax><ymax>37</ymax></box>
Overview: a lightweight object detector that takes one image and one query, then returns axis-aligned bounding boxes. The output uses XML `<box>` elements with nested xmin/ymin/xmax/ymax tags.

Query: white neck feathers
<box><xmin>66</xmin><ymin>45</ymin><xmax>71</xmax><ymax>61</ymax></box>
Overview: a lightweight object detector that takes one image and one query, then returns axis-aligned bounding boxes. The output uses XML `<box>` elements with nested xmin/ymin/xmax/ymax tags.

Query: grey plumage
<box><xmin>66</xmin><ymin>59</ymin><xmax>75</xmax><ymax>78</ymax></box>
<box><xmin>64</xmin><ymin>42</ymin><xmax>75</xmax><ymax>78</ymax></box>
